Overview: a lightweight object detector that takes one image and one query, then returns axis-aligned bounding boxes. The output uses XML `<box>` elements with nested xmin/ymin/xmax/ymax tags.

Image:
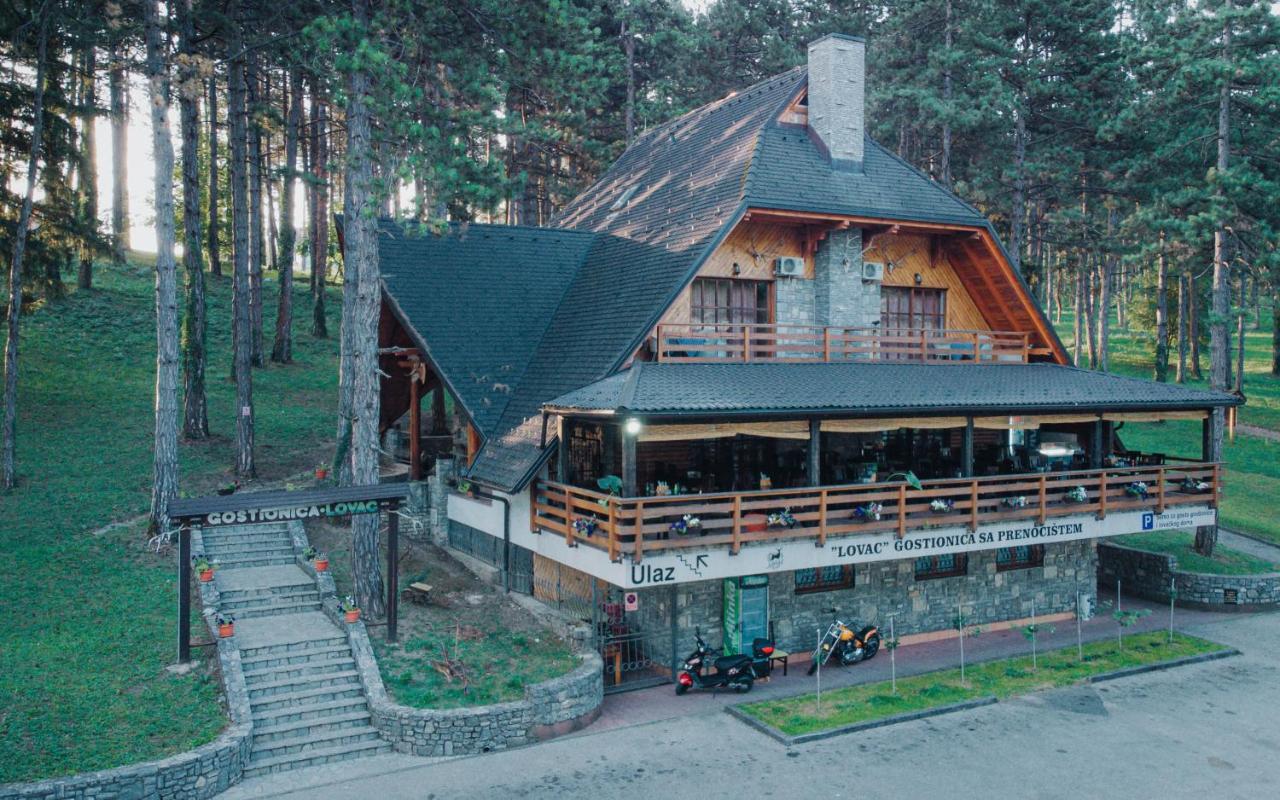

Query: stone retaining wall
<box><xmin>1098</xmin><ymin>541</ymin><xmax>1280</xmax><ymax>610</ymax></box>
<box><xmin>0</xmin><ymin>531</ymin><xmax>254</xmax><ymax>800</ymax></box>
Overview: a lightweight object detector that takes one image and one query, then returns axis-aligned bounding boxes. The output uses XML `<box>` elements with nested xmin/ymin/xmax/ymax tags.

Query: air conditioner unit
<box><xmin>862</xmin><ymin>261</ymin><xmax>885</xmax><ymax>282</ymax></box>
<box><xmin>774</xmin><ymin>256</ymin><xmax>804</xmax><ymax>277</ymax></box>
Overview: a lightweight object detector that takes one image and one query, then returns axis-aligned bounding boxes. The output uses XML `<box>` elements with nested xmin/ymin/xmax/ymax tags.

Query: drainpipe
<box><xmin>471</xmin><ymin>486</ymin><xmax>511</xmax><ymax>593</ymax></box>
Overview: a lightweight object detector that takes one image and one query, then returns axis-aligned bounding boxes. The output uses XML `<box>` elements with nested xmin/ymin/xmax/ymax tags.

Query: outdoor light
<box><xmin>625</xmin><ymin>418</ymin><xmax>643</xmax><ymax>436</ymax></box>
<box><xmin>1037</xmin><ymin>444</ymin><xmax>1075</xmax><ymax>458</ymax></box>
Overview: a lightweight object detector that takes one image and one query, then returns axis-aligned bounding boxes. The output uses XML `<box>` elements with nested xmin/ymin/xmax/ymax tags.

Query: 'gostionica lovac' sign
<box><xmin>201</xmin><ymin>500</ymin><xmax>384</xmax><ymax>527</ymax></box>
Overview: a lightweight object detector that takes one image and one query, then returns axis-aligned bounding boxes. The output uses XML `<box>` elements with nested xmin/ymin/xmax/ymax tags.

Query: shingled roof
<box><xmin>377</xmin><ymin>65</ymin><xmax>1074</xmax><ymax>492</ymax></box>
<box><xmin>544</xmin><ymin>362</ymin><xmax>1241</xmax><ymax>418</ymax></box>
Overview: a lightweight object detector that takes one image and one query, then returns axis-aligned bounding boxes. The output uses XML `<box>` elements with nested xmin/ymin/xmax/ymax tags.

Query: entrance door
<box><xmin>723</xmin><ymin>575</ymin><xmax>769</xmax><ymax>654</ymax></box>
<box><xmin>881</xmin><ymin>287</ymin><xmax>947</xmax><ymax>360</ymax></box>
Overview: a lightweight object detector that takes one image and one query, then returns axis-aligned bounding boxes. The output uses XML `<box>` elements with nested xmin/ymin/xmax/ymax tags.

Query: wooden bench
<box><xmin>402</xmin><ymin>582</ymin><xmax>433</xmax><ymax>605</ymax></box>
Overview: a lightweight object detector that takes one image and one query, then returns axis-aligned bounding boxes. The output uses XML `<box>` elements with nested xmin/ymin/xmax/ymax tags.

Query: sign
<box><xmin>199</xmin><ymin>500</ymin><xmax>386</xmax><ymax>527</ymax></box>
<box><xmin>723</xmin><ymin>579</ymin><xmax>741</xmax><ymax>655</ymax></box>
<box><xmin>623</xmin><ymin>591</ymin><xmax>639</xmax><ymax>612</ymax></box>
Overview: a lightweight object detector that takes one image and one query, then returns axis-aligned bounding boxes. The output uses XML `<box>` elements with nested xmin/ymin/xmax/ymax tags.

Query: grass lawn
<box><xmin>1055</xmin><ymin>311</ymin><xmax>1280</xmax><ymax>545</ymax></box>
<box><xmin>306</xmin><ymin>521</ymin><xmax>578</xmax><ymax>709</ymax></box>
<box><xmin>0</xmin><ymin>259</ymin><xmax>340</xmax><ymax>784</ymax></box>
<box><xmin>739</xmin><ymin>632</ymin><xmax>1225</xmax><ymax>737</ymax></box>
<box><xmin>1118</xmin><ymin>531</ymin><xmax>1279</xmax><ymax>575</ymax></box>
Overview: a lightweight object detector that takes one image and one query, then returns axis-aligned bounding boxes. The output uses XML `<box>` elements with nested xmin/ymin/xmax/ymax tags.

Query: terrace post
<box><xmin>621</xmin><ymin>421</ymin><xmax>638</xmax><ymax>497</ymax></box>
<box><xmin>808</xmin><ymin>419</ymin><xmax>821</xmax><ymax>486</ymax></box>
<box><xmin>178</xmin><ymin>522</ymin><xmax>191</xmax><ymax>663</ymax></box>
<box><xmin>556</xmin><ymin>415</ymin><xmax>569</xmax><ymax>483</ymax></box>
<box><xmin>961</xmin><ymin>417</ymin><xmax>974</xmax><ymax>477</ymax></box>
<box><xmin>409</xmin><ymin>367</ymin><xmax>421</xmax><ymax>481</ymax></box>
<box><xmin>1090</xmin><ymin>419</ymin><xmax>1104</xmax><ymax>469</ymax></box>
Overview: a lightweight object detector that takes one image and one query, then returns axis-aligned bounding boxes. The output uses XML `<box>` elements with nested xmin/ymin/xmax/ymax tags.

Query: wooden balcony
<box><xmin>530</xmin><ymin>461</ymin><xmax>1221</xmax><ymax>563</ymax></box>
<box><xmin>653</xmin><ymin>323</ymin><xmax>1033</xmax><ymax>364</ymax></box>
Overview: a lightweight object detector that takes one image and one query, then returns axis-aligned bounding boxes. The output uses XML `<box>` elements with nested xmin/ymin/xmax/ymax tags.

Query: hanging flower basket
<box><xmin>668</xmin><ymin>514</ymin><xmax>701</xmax><ymax>536</ymax></box>
<box><xmin>1125</xmin><ymin>481</ymin><xmax>1149</xmax><ymax>500</ymax></box>
<box><xmin>1064</xmin><ymin>486</ymin><xmax>1088</xmax><ymax>504</ymax></box>
<box><xmin>854</xmin><ymin>502</ymin><xmax>883</xmax><ymax>521</ymax></box>
<box><xmin>929</xmin><ymin>499</ymin><xmax>955</xmax><ymax>514</ymax></box>
<box><xmin>571</xmin><ymin>517</ymin><xmax>598</xmax><ymax>537</ymax></box>
<box><xmin>1179</xmin><ymin>477</ymin><xmax>1210</xmax><ymax>494</ymax></box>
<box><xmin>1001</xmin><ymin>495</ymin><xmax>1028</xmax><ymax>509</ymax></box>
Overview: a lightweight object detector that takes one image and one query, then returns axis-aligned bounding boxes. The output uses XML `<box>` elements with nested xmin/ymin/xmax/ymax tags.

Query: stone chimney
<box><xmin>806</xmin><ymin>33</ymin><xmax>865</xmax><ymax>170</ymax></box>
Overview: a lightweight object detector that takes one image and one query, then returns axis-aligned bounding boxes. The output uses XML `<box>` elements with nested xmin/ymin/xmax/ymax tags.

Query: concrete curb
<box><xmin>725</xmin><ymin>696</ymin><xmax>999</xmax><ymax>746</ymax></box>
<box><xmin>727</xmin><ymin>646</ymin><xmax>1241</xmax><ymax>746</ymax></box>
<box><xmin>1086</xmin><ymin>647</ymin><xmax>1241</xmax><ymax>684</ymax></box>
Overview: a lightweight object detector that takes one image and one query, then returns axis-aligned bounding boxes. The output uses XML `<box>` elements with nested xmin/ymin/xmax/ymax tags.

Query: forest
<box><xmin>1</xmin><ymin>0</ymin><xmax>1278</xmax><ymax>615</ymax></box>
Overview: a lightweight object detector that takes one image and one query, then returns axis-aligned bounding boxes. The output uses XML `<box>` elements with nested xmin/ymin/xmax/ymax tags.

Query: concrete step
<box><xmin>250</xmin><ymin>725</ymin><xmax>383</xmax><ymax>762</ymax></box>
<box><xmin>241</xmin><ymin>644</ymin><xmax>352</xmax><ymax>672</ymax></box>
<box><xmin>204</xmin><ymin>523</ymin><xmax>292</xmax><ymax>537</ymax></box>
<box><xmin>201</xmin><ymin>531</ymin><xmax>292</xmax><ymax>545</ymax></box>
<box><xmin>203</xmin><ymin>543</ymin><xmax>296</xmax><ymax>560</ymax></box>
<box><xmin>210</xmin><ymin>554</ymin><xmax>296</xmax><ymax>570</ymax></box>
<box><xmin>241</xmin><ymin>739</ymin><xmax>391</xmax><ymax>778</ymax></box>
<box><xmin>249</xmin><ymin>683</ymin><xmax>366</xmax><ymax>712</ymax></box>
<box><xmin>243</xmin><ymin>657</ymin><xmax>357</xmax><ymax>687</ymax></box>
<box><xmin>239</xmin><ymin>635</ymin><xmax>348</xmax><ymax>660</ymax></box>
<box><xmin>251</xmin><ymin>711</ymin><xmax>373</xmax><ymax>745</ymax></box>
<box><xmin>221</xmin><ymin>587</ymin><xmax>320</xmax><ymax>609</ymax></box>
<box><xmin>231</xmin><ymin>600</ymin><xmax>324</xmax><ymax>620</ymax></box>
<box><xmin>247</xmin><ymin>670</ymin><xmax>361</xmax><ymax>700</ymax></box>
<box><xmin>252</xmin><ymin>697</ymin><xmax>371</xmax><ymax>727</ymax></box>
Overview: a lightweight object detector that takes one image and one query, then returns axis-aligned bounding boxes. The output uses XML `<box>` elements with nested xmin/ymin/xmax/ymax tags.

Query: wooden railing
<box><xmin>530</xmin><ymin>462</ymin><xmax>1222</xmax><ymax>563</ymax></box>
<box><xmin>653</xmin><ymin>323</ymin><xmax>1032</xmax><ymax>364</ymax></box>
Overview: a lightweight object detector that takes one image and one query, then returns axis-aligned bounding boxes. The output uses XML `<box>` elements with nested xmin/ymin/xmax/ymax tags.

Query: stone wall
<box><xmin>635</xmin><ymin>540</ymin><xmax>1098</xmax><ymax>662</ymax></box>
<box><xmin>1098</xmin><ymin>541</ymin><xmax>1280</xmax><ymax>611</ymax></box>
<box><xmin>0</xmin><ymin>532</ymin><xmax>254</xmax><ymax>800</ymax></box>
<box><xmin>776</xmin><ymin>227</ymin><xmax>879</xmax><ymax>336</ymax></box>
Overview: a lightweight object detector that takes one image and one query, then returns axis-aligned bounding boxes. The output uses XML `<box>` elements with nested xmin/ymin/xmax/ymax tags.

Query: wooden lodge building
<box><xmin>372</xmin><ymin>35</ymin><xmax>1240</xmax><ymax>689</ymax></box>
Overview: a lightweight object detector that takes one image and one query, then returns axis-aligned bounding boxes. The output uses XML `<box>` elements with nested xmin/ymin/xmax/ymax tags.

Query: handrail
<box><xmin>653</xmin><ymin>323</ymin><xmax>1034</xmax><ymax>364</ymax></box>
<box><xmin>529</xmin><ymin>462</ymin><xmax>1223</xmax><ymax>563</ymax></box>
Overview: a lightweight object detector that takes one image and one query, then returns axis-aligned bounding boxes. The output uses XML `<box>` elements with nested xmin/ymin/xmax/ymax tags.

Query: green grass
<box><xmin>0</xmin><ymin>259</ymin><xmax>340</xmax><ymax>783</ymax></box>
<box><xmin>740</xmin><ymin>632</ymin><xmax>1225</xmax><ymax>736</ymax></box>
<box><xmin>1118</xmin><ymin>531</ymin><xmax>1279</xmax><ymax>575</ymax></box>
<box><xmin>1055</xmin><ymin>311</ymin><xmax>1280</xmax><ymax>545</ymax></box>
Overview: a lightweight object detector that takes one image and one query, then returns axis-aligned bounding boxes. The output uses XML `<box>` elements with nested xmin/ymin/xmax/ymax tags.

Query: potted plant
<box><xmin>1125</xmin><ymin>481</ymin><xmax>1149</xmax><ymax>499</ymax></box>
<box><xmin>929</xmin><ymin>498</ymin><xmax>955</xmax><ymax>514</ymax></box>
<box><xmin>668</xmin><ymin>514</ymin><xmax>701</xmax><ymax>536</ymax></box>
<box><xmin>596</xmin><ymin>475</ymin><xmax>623</xmax><ymax>507</ymax></box>
<box><xmin>304</xmin><ymin>546</ymin><xmax>329</xmax><ymax>572</ymax></box>
<box><xmin>340</xmin><ymin>595</ymin><xmax>361</xmax><ymax>624</ymax></box>
<box><xmin>854</xmin><ymin>502</ymin><xmax>884</xmax><ymax>521</ymax></box>
<box><xmin>767</xmin><ymin>508</ymin><xmax>797</xmax><ymax>529</ymax></box>
<box><xmin>455</xmin><ymin>478</ymin><xmax>474</xmax><ymax>497</ymax></box>
<box><xmin>1064</xmin><ymin>486</ymin><xmax>1088</xmax><ymax>504</ymax></box>
<box><xmin>192</xmin><ymin>556</ymin><xmax>216</xmax><ymax>583</ymax></box>
<box><xmin>315</xmin><ymin>463</ymin><xmax>329</xmax><ymax>480</ymax></box>
<box><xmin>571</xmin><ymin>516</ymin><xmax>599</xmax><ymax>537</ymax></box>
<box><xmin>217</xmin><ymin>614</ymin><xmax>235</xmax><ymax>638</ymax></box>
<box><xmin>1180</xmin><ymin>476</ymin><xmax>1210</xmax><ymax>494</ymax></box>
<box><xmin>758</xmin><ymin>473</ymin><xmax>773</xmax><ymax>491</ymax></box>
<box><xmin>1001</xmin><ymin>495</ymin><xmax>1029</xmax><ymax>509</ymax></box>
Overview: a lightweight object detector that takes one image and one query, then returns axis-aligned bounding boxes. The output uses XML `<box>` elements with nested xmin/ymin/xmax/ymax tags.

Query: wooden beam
<box><xmin>808</xmin><ymin>419</ymin><xmax>821</xmax><ymax>485</ymax></box>
<box><xmin>409</xmin><ymin>372</ymin><xmax>421</xmax><ymax>481</ymax></box>
<box><xmin>962</xmin><ymin>418</ymin><xmax>974</xmax><ymax>477</ymax></box>
<box><xmin>621</xmin><ymin>425</ymin><xmax>637</xmax><ymax>497</ymax></box>
<box><xmin>746</xmin><ymin>207</ymin><xmax>985</xmax><ymax>234</ymax></box>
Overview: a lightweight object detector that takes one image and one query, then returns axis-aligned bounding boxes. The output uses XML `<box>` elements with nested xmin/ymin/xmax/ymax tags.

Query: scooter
<box><xmin>675</xmin><ymin>630</ymin><xmax>775</xmax><ymax>695</ymax></box>
<box><xmin>807</xmin><ymin>610</ymin><xmax>880</xmax><ymax>675</ymax></box>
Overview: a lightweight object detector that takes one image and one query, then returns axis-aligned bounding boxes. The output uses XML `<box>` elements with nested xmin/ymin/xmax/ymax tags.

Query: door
<box><xmin>723</xmin><ymin>575</ymin><xmax>769</xmax><ymax>654</ymax></box>
<box><xmin>881</xmin><ymin>286</ymin><xmax>947</xmax><ymax>359</ymax></box>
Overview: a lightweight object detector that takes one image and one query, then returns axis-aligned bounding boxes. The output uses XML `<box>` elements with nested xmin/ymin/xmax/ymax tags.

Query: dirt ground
<box><xmin>305</xmin><ymin>517</ymin><xmax>576</xmax><ymax>708</ymax></box>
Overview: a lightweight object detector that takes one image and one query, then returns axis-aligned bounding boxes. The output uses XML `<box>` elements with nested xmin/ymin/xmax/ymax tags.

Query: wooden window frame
<box><xmin>914</xmin><ymin>553</ymin><xmax>968</xmax><ymax>581</ymax></box>
<box><xmin>996</xmin><ymin>545</ymin><xmax>1045</xmax><ymax>572</ymax></box>
<box><xmin>690</xmin><ymin>277</ymin><xmax>774</xmax><ymax>326</ymax></box>
<box><xmin>795</xmin><ymin>564</ymin><xmax>855</xmax><ymax>594</ymax></box>
<box><xmin>881</xmin><ymin>286</ymin><xmax>947</xmax><ymax>332</ymax></box>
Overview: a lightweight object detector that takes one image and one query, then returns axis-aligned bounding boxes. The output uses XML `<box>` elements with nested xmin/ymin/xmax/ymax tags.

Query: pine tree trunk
<box><xmin>207</xmin><ymin>77</ymin><xmax>222</xmax><ymax>277</ymax></box>
<box><xmin>178</xmin><ymin>0</ymin><xmax>208</xmax><ymax>440</ymax></box>
<box><xmin>1073</xmin><ymin>263</ymin><xmax>1084</xmax><ymax>366</ymax></box>
<box><xmin>1191</xmin><ymin>275</ymin><xmax>1203</xmax><ymax>379</ymax></box>
<box><xmin>247</xmin><ymin>55</ymin><xmax>265</xmax><ymax>367</ymax></box>
<box><xmin>1009</xmin><ymin>106</ymin><xmax>1026</xmax><ymax>275</ymax></box>
<box><xmin>1096</xmin><ymin>255</ymin><xmax>1111</xmax><ymax>372</ymax></box>
<box><xmin>622</xmin><ymin>19</ymin><xmax>636</xmax><ymax>146</ymax></box>
<box><xmin>940</xmin><ymin>0</ymin><xmax>953</xmax><ymax>188</ymax></box>
<box><xmin>310</xmin><ymin>77</ymin><xmax>329</xmax><ymax>339</ymax></box>
<box><xmin>109</xmin><ymin>39</ymin><xmax>129</xmax><ymax>262</ymax></box>
<box><xmin>229</xmin><ymin>21</ymin><xmax>255</xmax><ymax>478</ymax></box>
<box><xmin>272</xmin><ymin>67</ymin><xmax>300</xmax><ymax>364</ymax></box>
<box><xmin>78</xmin><ymin>43</ymin><xmax>98</xmax><ymax>290</ymax></box>
<box><xmin>335</xmin><ymin>109</ymin><xmax>359</xmax><ymax>485</ymax></box>
<box><xmin>1177</xmin><ymin>270</ymin><xmax>1189</xmax><ymax>384</ymax></box>
<box><xmin>1209</xmin><ymin>13</ymin><xmax>1232</xmax><ymax>400</ymax></box>
<box><xmin>2</xmin><ymin>11</ymin><xmax>49</xmax><ymax>490</ymax></box>
<box><xmin>1154</xmin><ymin>231</ymin><xmax>1169</xmax><ymax>382</ymax></box>
<box><xmin>145</xmin><ymin>0</ymin><xmax>180</xmax><ymax>535</ymax></box>
<box><xmin>347</xmin><ymin>0</ymin><xmax>386</xmax><ymax>618</ymax></box>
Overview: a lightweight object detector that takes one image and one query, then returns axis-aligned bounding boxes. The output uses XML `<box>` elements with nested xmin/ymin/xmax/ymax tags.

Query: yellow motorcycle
<box><xmin>808</xmin><ymin>610</ymin><xmax>880</xmax><ymax>675</ymax></box>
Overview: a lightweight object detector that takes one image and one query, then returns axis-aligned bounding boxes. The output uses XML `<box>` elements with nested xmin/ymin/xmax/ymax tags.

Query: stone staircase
<box><xmin>203</xmin><ymin>523</ymin><xmax>389</xmax><ymax>778</ymax></box>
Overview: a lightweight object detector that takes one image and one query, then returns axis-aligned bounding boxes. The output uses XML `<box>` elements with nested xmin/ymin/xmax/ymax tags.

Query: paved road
<box><xmin>223</xmin><ymin>611</ymin><xmax>1280</xmax><ymax>800</ymax></box>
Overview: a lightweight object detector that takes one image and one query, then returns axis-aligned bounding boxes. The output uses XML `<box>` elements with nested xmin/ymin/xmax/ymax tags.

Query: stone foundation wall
<box><xmin>0</xmin><ymin>532</ymin><xmax>254</xmax><ymax>800</ymax></box>
<box><xmin>634</xmin><ymin>540</ymin><xmax>1098</xmax><ymax>663</ymax></box>
<box><xmin>1098</xmin><ymin>541</ymin><xmax>1280</xmax><ymax>610</ymax></box>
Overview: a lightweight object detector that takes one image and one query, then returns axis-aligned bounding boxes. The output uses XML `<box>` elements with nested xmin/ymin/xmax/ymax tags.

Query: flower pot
<box><xmin>344</xmin><ymin>609</ymin><xmax>361</xmax><ymax>624</ymax></box>
<box><xmin>218</xmin><ymin>623</ymin><xmax>234</xmax><ymax>638</ymax></box>
<box><xmin>315</xmin><ymin>467</ymin><xmax>329</xmax><ymax>480</ymax></box>
<box><xmin>314</xmin><ymin>558</ymin><xmax>329</xmax><ymax>572</ymax></box>
<box><xmin>198</xmin><ymin>568</ymin><xmax>214</xmax><ymax>583</ymax></box>
<box><xmin>744</xmin><ymin>514</ymin><xmax>767</xmax><ymax>534</ymax></box>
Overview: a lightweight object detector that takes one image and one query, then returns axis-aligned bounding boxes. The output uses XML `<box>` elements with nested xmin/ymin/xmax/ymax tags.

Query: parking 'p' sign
<box><xmin>624</xmin><ymin>591</ymin><xmax>639</xmax><ymax>612</ymax></box>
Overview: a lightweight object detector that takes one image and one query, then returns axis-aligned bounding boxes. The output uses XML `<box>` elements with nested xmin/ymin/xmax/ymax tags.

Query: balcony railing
<box><xmin>653</xmin><ymin>323</ymin><xmax>1032</xmax><ymax>364</ymax></box>
<box><xmin>530</xmin><ymin>461</ymin><xmax>1221</xmax><ymax>563</ymax></box>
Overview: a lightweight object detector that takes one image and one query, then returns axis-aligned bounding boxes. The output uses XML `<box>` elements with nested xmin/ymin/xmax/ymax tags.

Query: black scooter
<box><xmin>675</xmin><ymin>630</ymin><xmax>776</xmax><ymax>695</ymax></box>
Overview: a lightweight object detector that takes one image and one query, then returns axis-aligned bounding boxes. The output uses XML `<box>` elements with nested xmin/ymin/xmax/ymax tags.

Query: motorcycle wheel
<box><xmin>806</xmin><ymin>658</ymin><xmax>820</xmax><ymax>676</ymax></box>
<box><xmin>675</xmin><ymin>682</ymin><xmax>689</xmax><ymax>696</ymax></box>
<box><xmin>734</xmin><ymin>677</ymin><xmax>754</xmax><ymax>693</ymax></box>
<box><xmin>863</xmin><ymin>633</ymin><xmax>881</xmax><ymax>660</ymax></box>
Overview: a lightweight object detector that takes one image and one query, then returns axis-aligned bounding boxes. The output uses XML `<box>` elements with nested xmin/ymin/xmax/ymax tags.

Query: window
<box><xmin>795</xmin><ymin>565</ymin><xmax>854</xmax><ymax>594</ymax></box>
<box><xmin>691</xmin><ymin>278</ymin><xmax>771</xmax><ymax>326</ymax></box>
<box><xmin>996</xmin><ymin>545</ymin><xmax>1044</xmax><ymax>572</ymax></box>
<box><xmin>881</xmin><ymin>286</ymin><xmax>946</xmax><ymax>332</ymax></box>
<box><xmin>914</xmin><ymin>553</ymin><xmax>968</xmax><ymax>581</ymax></box>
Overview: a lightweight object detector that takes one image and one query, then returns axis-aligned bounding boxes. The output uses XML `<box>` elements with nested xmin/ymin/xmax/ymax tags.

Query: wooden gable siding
<box><xmin>872</xmin><ymin>233</ymin><xmax>988</xmax><ymax>331</ymax></box>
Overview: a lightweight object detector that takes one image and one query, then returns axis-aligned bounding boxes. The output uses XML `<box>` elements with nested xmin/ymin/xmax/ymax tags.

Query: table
<box><xmin>769</xmin><ymin>650</ymin><xmax>790</xmax><ymax>677</ymax></box>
